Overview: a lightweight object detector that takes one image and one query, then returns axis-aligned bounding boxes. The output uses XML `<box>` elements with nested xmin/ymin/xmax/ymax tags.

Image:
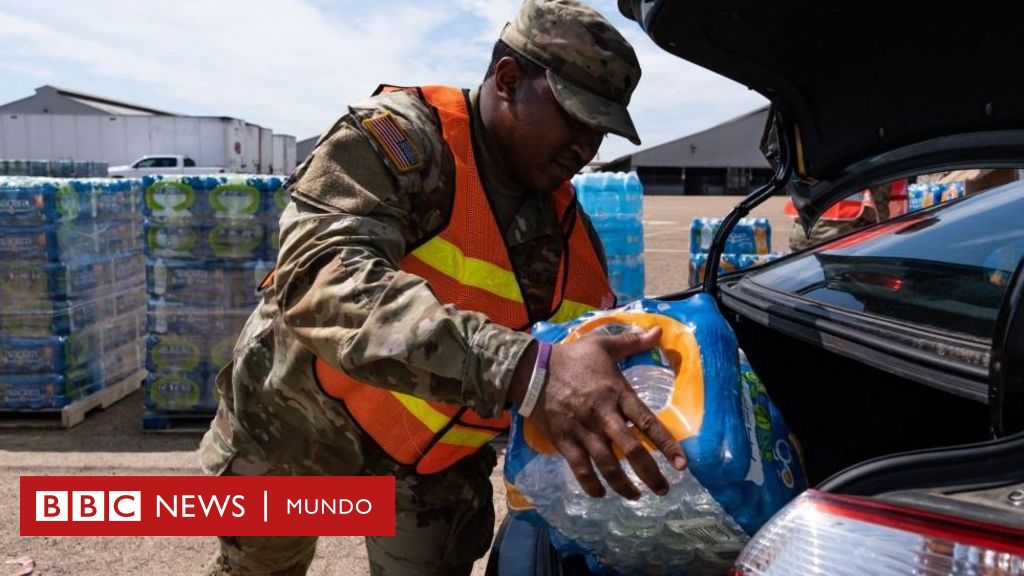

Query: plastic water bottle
<box><xmin>691</xmin><ymin>217</ymin><xmax>722</xmax><ymax>254</ymax></box>
<box><xmin>752</xmin><ymin>217</ymin><xmax>772</xmax><ymax>254</ymax></box>
<box><xmin>622</xmin><ymin>363</ymin><xmax>674</xmax><ymax>411</ymax></box>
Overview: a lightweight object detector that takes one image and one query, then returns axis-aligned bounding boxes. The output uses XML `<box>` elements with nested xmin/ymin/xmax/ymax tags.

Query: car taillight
<box><xmin>849</xmin><ymin>271</ymin><xmax>904</xmax><ymax>292</ymax></box>
<box><xmin>733</xmin><ymin>490</ymin><xmax>1024</xmax><ymax>575</ymax></box>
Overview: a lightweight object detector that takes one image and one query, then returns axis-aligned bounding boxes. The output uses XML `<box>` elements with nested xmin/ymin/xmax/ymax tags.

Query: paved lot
<box><xmin>1</xmin><ymin>195</ymin><xmax>791</xmax><ymax>576</ymax></box>
<box><xmin>642</xmin><ymin>195</ymin><xmax>792</xmax><ymax>296</ymax></box>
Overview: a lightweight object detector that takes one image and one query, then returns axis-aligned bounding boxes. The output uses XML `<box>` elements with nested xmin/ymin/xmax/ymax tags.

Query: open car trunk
<box><xmin>726</xmin><ymin>310</ymin><xmax>993</xmax><ymax>486</ymax></box>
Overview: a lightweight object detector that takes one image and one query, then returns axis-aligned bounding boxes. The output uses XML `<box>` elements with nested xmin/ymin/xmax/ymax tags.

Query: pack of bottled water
<box><xmin>144</xmin><ymin>306</ymin><xmax>251</xmax><ymax>413</ymax></box>
<box><xmin>506</xmin><ymin>296</ymin><xmax>806</xmax><ymax>575</ymax></box>
<box><xmin>141</xmin><ymin>175</ymin><xmax>288</xmax><ymax>424</ymax></box>
<box><xmin>0</xmin><ymin>177</ymin><xmax>145</xmax><ymax>410</ymax></box>
<box><xmin>687</xmin><ymin>218</ymin><xmax>776</xmax><ymax>287</ymax></box>
<box><xmin>688</xmin><ymin>252</ymin><xmax>782</xmax><ymax>286</ymax></box>
<box><xmin>689</xmin><ymin>217</ymin><xmax>772</xmax><ymax>256</ymax></box>
<box><xmin>907</xmin><ymin>181</ymin><xmax>965</xmax><ymax>212</ymax></box>
<box><xmin>572</xmin><ymin>172</ymin><xmax>645</xmax><ymax>303</ymax></box>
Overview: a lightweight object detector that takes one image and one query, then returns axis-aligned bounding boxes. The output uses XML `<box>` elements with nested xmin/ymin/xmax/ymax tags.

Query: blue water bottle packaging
<box><xmin>0</xmin><ymin>252</ymin><xmax>144</xmax><ymax>302</ymax></box>
<box><xmin>688</xmin><ymin>253</ymin><xmax>782</xmax><ymax>286</ymax></box>
<box><xmin>144</xmin><ymin>219</ymin><xmax>267</xmax><ymax>260</ymax></box>
<box><xmin>0</xmin><ymin>177</ymin><xmax>142</xmax><ymax>226</ymax></box>
<box><xmin>0</xmin><ymin>369</ymin><xmax>98</xmax><ymax>410</ymax></box>
<box><xmin>145</xmin><ymin>258</ymin><xmax>264</xmax><ymax>308</ymax></box>
<box><xmin>0</xmin><ymin>278</ymin><xmax>144</xmax><ymax>338</ymax></box>
<box><xmin>689</xmin><ymin>217</ymin><xmax>772</xmax><ymax>256</ymax></box>
<box><xmin>144</xmin><ymin>370</ymin><xmax>219</xmax><ymax>412</ymax></box>
<box><xmin>0</xmin><ymin>220</ymin><xmax>142</xmax><ymax>263</ymax></box>
<box><xmin>572</xmin><ymin>172</ymin><xmax>647</xmax><ymax>302</ymax></box>
<box><xmin>142</xmin><ymin>174</ymin><xmax>285</xmax><ymax>221</ymax></box>
<box><xmin>504</xmin><ymin>295</ymin><xmax>806</xmax><ymax>575</ymax></box>
<box><xmin>145</xmin><ymin>331</ymin><xmax>237</xmax><ymax>384</ymax></box>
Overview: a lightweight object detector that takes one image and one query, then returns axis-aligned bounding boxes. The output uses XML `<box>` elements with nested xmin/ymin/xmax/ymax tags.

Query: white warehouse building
<box><xmin>0</xmin><ymin>85</ymin><xmax>297</xmax><ymax>175</ymax></box>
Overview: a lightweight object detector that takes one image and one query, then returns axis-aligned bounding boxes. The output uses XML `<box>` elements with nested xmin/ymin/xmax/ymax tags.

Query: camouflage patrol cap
<box><xmin>501</xmin><ymin>0</ymin><xmax>642</xmax><ymax>145</ymax></box>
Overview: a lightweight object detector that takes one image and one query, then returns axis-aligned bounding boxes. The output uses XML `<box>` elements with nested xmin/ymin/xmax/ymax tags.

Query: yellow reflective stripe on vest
<box><xmin>390</xmin><ymin>392</ymin><xmax>497</xmax><ymax>448</ymax></box>
<box><xmin>411</xmin><ymin>236</ymin><xmax>524</xmax><ymax>303</ymax></box>
<box><xmin>390</xmin><ymin>391</ymin><xmax>450</xmax><ymax>432</ymax></box>
<box><xmin>439</xmin><ymin>425</ymin><xmax>497</xmax><ymax>448</ymax></box>
<box><xmin>549</xmin><ymin>299</ymin><xmax>598</xmax><ymax>324</ymax></box>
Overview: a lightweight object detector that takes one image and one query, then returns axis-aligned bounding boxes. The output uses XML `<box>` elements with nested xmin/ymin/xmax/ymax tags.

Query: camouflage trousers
<box><xmin>199</xmin><ymin>404</ymin><xmax>498</xmax><ymax>576</ymax></box>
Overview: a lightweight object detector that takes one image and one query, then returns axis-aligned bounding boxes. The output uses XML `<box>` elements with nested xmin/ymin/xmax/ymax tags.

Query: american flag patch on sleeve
<box><xmin>361</xmin><ymin>112</ymin><xmax>423</xmax><ymax>173</ymax></box>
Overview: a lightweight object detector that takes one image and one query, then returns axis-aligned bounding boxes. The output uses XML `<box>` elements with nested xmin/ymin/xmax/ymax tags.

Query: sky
<box><xmin>0</xmin><ymin>0</ymin><xmax>768</xmax><ymax>162</ymax></box>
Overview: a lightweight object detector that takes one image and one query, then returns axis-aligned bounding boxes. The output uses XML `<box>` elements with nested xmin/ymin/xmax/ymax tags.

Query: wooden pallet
<box><xmin>142</xmin><ymin>410</ymin><xmax>214</xmax><ymax>433</ymax></box>
<box><xmin>0</xmin><ymin>370</ymin><xmax>145</xmax><ymax>429</ymax></box>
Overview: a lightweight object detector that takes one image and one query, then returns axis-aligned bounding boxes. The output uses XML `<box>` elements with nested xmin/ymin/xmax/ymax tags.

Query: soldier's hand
<box><xmin>521</xmin><ymin>327</ymin><xmax>687</xmax><ymax>499</ymax></box>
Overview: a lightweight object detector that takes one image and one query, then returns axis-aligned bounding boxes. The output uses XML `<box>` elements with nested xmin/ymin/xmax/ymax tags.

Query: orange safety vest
<box><xmin>785</xmin><ymin>179</ymin><xmax>912</xmax><ymax>222</ymax></box>
<box><xmin>308</xmin><ymin>85</ymin><xmax>614</xmax><ymax>474</ymax></box>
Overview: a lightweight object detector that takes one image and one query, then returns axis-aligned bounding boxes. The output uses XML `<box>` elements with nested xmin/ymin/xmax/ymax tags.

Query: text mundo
<box><xmin>286</xmin><ymin>497</ymin><xmax>373</xmax><ymax>515</ymax></box>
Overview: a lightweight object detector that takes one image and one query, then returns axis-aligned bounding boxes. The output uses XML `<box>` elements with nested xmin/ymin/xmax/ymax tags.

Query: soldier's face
<box><xmin>504</xmin><ymin>70</ymin><xmax>604</xmax><ymax>192</ymax></box>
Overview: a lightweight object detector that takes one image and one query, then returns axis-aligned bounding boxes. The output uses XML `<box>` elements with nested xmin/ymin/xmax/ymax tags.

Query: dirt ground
<box><xmin>1</xmin><ymin>195</ymin><xmax>791</xmax><ymax>576</ymax></box>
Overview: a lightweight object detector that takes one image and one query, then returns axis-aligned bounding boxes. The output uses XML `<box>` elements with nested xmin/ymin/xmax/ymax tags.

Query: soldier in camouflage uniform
<box><xmin>200</xmin><ymin>1</ymin><xmax>687</xmax><ymax>574</ymax></box>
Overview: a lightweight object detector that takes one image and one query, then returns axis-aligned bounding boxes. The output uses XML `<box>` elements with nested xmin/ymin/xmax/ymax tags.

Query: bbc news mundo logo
<box><xmin>21</xmin><ymin>476</ymin><xmax>395</xmax><ymax>537</ymax></box>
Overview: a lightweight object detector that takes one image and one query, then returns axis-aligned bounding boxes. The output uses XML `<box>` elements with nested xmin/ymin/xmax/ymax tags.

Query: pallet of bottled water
<box><xmin>689</xmin><ymin>217</ymin><xmax>772</xmax><ymax>256</ymax></box>
<box><xmin>688</xmin><ymin>217</ymin><xmax>778</xmax><ymax>286</ymax></box>
<box><xmin>141</xmin><ymin>175</ymin><xmax>288</xmax><ymax>429</ymax></box>
<box><xmin>907</xmin><ymin>181</ymin><xmax>965</xmax><ymax>212</ymax></box>
<box><xmin>0</xmin><ymin>177</ymin><xmax>145</xmax><ymax>415</ymax></box>
<box><xmin>1</xmin><ymin>160</ymin><xmax>108</xmax><ymax>177</ymax></box>
<box><xmin>688</xmin><ymin>253</ymin><xmax>782</xmax><ymax>286</ymax></box>
<box><xmin>572</xmin><ymin>172</ymin><xmax>645</xmax><ymax>303</ymax></box>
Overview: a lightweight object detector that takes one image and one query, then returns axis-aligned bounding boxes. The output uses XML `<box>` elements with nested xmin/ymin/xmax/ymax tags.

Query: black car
<box><xmin>487</xmin><ymin>1</ymin><xmax>1024</xmax><ymax>574</ymax></box>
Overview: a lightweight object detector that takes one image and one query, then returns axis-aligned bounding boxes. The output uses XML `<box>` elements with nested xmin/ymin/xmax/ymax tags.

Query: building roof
<box><xmin>296</xmin><ymin>135</ymin><xmax>319</xmax><ymax>163</ymax></box>
<box><xmin>0</xmin><ymin>85</ymin><xmax>176</xmax><ymax>116</ymax></box>
<box><xmin>608</xmin><ymin>106</ymin><xmax>771</xmax><ymax>169</ymax></box>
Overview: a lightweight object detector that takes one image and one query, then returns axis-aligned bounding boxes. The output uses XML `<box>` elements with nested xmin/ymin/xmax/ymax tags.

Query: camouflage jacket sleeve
<box><xmin>275</xmin><ymin>90</ymin><xmax>532</xmax><ymax>419</ymax></box>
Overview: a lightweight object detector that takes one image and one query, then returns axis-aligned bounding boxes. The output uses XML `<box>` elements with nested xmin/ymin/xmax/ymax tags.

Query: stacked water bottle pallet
<box><xmin>571</xmin><ymin>172</ymin><xmax>645</xmax><ymax>303</ymax></box>
<box><xmin>0</xmin><ymin>177</ymin><xmax>145</xmax><ymax>428</ymax></box>
<box><xmin>1</xmin><ymin>160</ymin><xmax>108</xmax><ymax>177</ymax></box>
<box><xmin>688</xmin><ymin>218</ymin><xmax>779</xmax><ymax>285</ymax></box>
<box><xmin>907</xmin><ymin>180</ymin><xmax>965</xmax><ymax>212</ymax></box>
<box><xmin>142</xmin><ymin>174</ymin><xmax>287</xmax><ymax>430</ymax></box>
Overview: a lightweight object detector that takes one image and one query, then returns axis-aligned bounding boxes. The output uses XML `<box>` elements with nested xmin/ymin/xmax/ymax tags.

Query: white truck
<box><xmin>107</xmin><ymin>154</ymin><xmax>226</xmax><ymax>177</ymax></box>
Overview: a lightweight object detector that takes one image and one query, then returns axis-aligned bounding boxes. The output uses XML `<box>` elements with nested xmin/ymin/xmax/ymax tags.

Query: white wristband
<box><xmin>517</xmin><ymin>342</ymin><xmax>552</xmax><ymax>418</ymax></box>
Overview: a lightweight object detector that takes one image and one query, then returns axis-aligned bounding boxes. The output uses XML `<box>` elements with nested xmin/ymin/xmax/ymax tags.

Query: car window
<box><xmin>183</xmin><ymin>157</ymin><xmax>196</xmax><ymax>167</ymax></box>
<box><xmin>786</xmin><ymin>169</ymin><xmax>1021</xmax><ymax>252</ymax></box>
<box><xmin>750</xmin><ymin>180</ymin><xmax>1024</xmax><ymax>341</ymax></box>
<box><xmin>153</xmin><ymin>157</ymin><xmax>177</xmax><ymax>168</ymax></box>
<box><xmin>134</xmin><ymin>158</ymin><xmax>155</xmax><ymax>168</ymax></box>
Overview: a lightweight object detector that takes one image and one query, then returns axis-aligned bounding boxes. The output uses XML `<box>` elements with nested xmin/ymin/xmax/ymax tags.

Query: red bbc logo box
<box><xmin>21</xmin><ymin>476</ymin><xmax>396</xmax><ymax>536</ymax></box>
